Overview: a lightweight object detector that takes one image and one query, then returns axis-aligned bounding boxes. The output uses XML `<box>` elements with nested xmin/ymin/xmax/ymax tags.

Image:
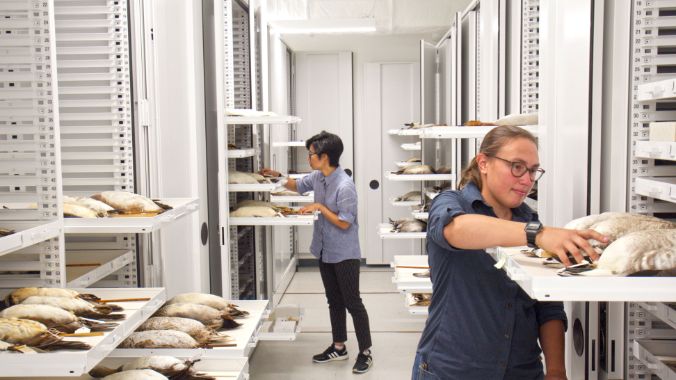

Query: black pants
<box><xmin>318</xmin><ymin>258</ymin><xmax>372</xmax><ymax>353</ymax></box>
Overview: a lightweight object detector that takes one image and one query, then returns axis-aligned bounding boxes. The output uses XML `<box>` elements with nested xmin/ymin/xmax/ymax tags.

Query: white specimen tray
<box><xmin>637</xmin><ymin>77</ymin><xmax>676</xmax><ymax>101</ymax></box>
<box><xmin>634</xmin><ymin>177</ymin><xmax>676</xmax><ymax>203</ymax></box>
<box><xmin>632</xmin><ymin>339</ymin><xmax>676</xmax><ymax>380</ymax></box>
<box><xmin>405</xmin><ymin>293</ymin><xmax>430</xmax><ymax>316</ymax></box>
<box><xmin>0</xmin><ymin>220</ymin><xmax>61</xmax><ymax>258</ymax></box>
<box><xmin>229</xmin><ymin>212</ymin><xmax>317</xmax><ymax>226</ymax></box>
<box><xmin>110</xmin><ymin>300</ymin><xmax>269</xmax><ymax>359</ymax></box>
<box><xmin>378</xmin><ymin>223</ymin><xmax>426</xmax><ymax>239</ymax></box>
<box><xmin>401</xmin><ymin>142</ymin><xmax>421</xmax><ymax>151</ymax></box>
<box><xmin>489</xmin><ymin>247</ymin><xmax>676</xmax><ymax>302</ymax></box>
<box><xmin>225</xmin><ymin>115</ymin><xmax>301</xmax><ymax>125</ymax></box>
<box><xmin>396</xmin><ymin>161</ymin><xmax>421</xmax><ymax>168</ymax></box>
<box><xmin>66</xmin><ymin>250</ymin><xmax>135</xmax><ymax>288</ymax></box>
<box><xmin>63</xmin><ymin>198</ymin><xmax>199</xmax><ymax>233</ymax></box>
<box><xmin>270</xmin><ymin>193</ymin><xmax>314</xmax><ymax>203</ymax></box>
<box><xmin>384</xmin><ymin>171</ymin><xmax>455</xmax><ymax>182</ymax></box>
<box><xmin>227</xmin><ymin>149</ymin><xmax>256</xmax><ymax>158</ymax></box>
<box><xmin>272</xmin><ymin>141</ymin><xmax>305</xmax><ymax>147</ymax></box>
<box><xmin>412</xmin><ymin>211</ymin><xmax>429</xmax><ymax>220</ymax></box>
<box><xmin>4</xmin><ymin>357</ymin><xmax>250</xmax><ymax>380</ymax></box>
<box><xmin>0</xmin><ymin>288</ymin><xmax>166</xmax><ymax>377</ymax></box>
<box><xmin>256</xmin><ymin>304</ymin><xmax>304</xmax><ymax>341</ymax></box>
<box><xmin>635</xmin><ymin>141</ymin><xmax>676</xmax><ymax>161</ymax></box>
<box><xmin>387</xmin><ymin>127</ymin><xmax>427</xmax><ymax>136</ymax></box>
<box><xmin>420</xmin><ymin>125</ymin><xmax>538</xmax><ymax>139</ymax></box>
<box><xmin>391</xmin><ymin>255</ymin><xmax>432</xmax><ymax>293</ymax></box>
<box><xmin>227</xmin><ymin>183</ymin><xmax>279</xmax><ymax>192</ymax></box>
<box><xmin>288</xmin><ymin>173</ymin><xmax>310</xmax><ymax>179</ymax></box>
<box><xmin>390</xmin><ymin>196</ymin><xmax>422</xmax><ymax>207</ymax></box>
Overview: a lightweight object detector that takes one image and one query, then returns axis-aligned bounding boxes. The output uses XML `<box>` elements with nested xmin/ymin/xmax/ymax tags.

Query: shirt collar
<box><xmin>461</xmin><ymin>181</ymin><xmax>535</xmax><ymax>221</ymax></box>
<box><xmin>321</xmin><ymin>166</ymin><xmax>343</xmax><ymax>186</ymax></box>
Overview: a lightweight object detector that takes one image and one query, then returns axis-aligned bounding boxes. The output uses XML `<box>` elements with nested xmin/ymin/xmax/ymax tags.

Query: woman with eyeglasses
<box><xmin>411</xmin><ymin>126</ymin><xmax>608</xmax><ymax>380</ymax></box>
<box><xmin>260</xmin><ymin>131</ymin><xmax>374</xmax><ymax>374</ymax></box>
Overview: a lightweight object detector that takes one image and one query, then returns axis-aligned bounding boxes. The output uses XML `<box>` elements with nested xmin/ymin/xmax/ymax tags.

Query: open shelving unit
<box><xmin>0</xmin><ymin>288</ymin><xmax>166</xmax><ymax>377</ymax></box>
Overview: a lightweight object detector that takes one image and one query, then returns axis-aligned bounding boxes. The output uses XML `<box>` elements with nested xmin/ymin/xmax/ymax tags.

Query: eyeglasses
<box><xmin>489</xmin><ymin>155</ymin><xmax>545</xmax><ymax>181</ymax></box>
<box><xmin>308</xmin><ymin>151</ymin><xmax>318</xmax><ymax>158</ymax></box>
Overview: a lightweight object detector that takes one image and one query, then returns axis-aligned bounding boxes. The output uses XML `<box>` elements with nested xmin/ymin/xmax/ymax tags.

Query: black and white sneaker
<box><xmin>312</xmin><ymin>344</ymin><xmax>348</xmax><ymax>363</ymax></box>
<box><xmin>352</xmin><ymin>352</ymin><xmax>373</xmax><ymax>374</ymax></box>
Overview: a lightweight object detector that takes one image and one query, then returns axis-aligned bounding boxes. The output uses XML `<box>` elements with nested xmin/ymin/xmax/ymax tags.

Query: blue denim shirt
<box><xmin>296</xmin><ymin>166</ymin><xmax>361</xmax><ymax>263</ymax></box>
<box><xmin>415</xmin><ymin>182</ymin><xmax>567</xmax><ymax>380</ymax></box>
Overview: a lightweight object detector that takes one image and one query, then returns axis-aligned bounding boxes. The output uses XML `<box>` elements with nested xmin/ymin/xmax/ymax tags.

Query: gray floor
<box><xmin>250</xmin><ymin>266</ymin><xmax>424</xmax><ymax>379</ymax></box>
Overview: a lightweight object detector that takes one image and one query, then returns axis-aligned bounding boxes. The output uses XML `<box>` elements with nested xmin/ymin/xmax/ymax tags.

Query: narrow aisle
<box><xmin>250</xmin><ymin>266</ymin><xmax>425</xmax><ymax>379</ymax></box>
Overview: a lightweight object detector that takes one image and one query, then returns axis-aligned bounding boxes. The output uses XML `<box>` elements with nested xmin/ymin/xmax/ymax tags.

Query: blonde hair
<box><xmin>458</xmin><ymin>126</ymin><xmax>537</xmax><ymax>190</ymax></box>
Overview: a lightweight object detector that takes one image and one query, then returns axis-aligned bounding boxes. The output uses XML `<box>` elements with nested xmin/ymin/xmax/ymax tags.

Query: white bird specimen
<box><xmin>154</xmin><ymin>303</ymin><xmax>240</xmax><ymax>330</ymax></box>
<box><xmin>0</xmin><ymin>304</ymin><xmax>116</xmax><ymax>333</ymax></box>
<box><xmin>580</xmin><ymin>229</ymin><xmax>676</xmax><ymax>276</ymax></box>
<box><xmin>92</xmin><ymin>191</ymin><xmax>163</xmax><ymax>213</ymax></box>
<box><xmin>166</xmin><ymin>293</ymin><xmax>249</xmax><ymax>317</ymax></box>
<box><xmin>63</xmin><ymin>202</ymin><xmax>100</xmax><ymax>218</ymax></box>
<box><xmin>137</xmin><ymin>317</ymin><xmax>232</xmax><ymax>345</ymax></box>
<box><xmin>5</xmin><ymin>287</ymin><xmax>99</xmax><ymax>305</ymax></box>
<box><xmin>0</xmin><ymin>318</ymin><xmax>90</xmax><ymax>350</ymax></box>
<box><xmin>101</xmin><ymin>369</ymin><xmax>169</xmax><ymax>380</ymax></box>
<box><xmin>21</xmin><ymin>296</ymin><xmax>124</xmax><ymax>320</ymax></box>
<box><xmin>119</xmin><ymin>330</ymin><xmax>200</xmax><ymax>349</ymax></box>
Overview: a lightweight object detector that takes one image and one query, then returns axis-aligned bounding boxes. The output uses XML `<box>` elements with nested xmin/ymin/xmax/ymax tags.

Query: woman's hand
<box><xmin>299</xmin><ymin>203</ymin><xmax>324</xmax><ymax>214</ymax></box>
<box><xmin>536</xmin><ymin>227</ymin><xmax>608</xmax><ymax>267</ymax></box>
<box><xmin>259</xmin><ymin>168</ymin><xmax>281</xmax><ymax>177</ymax></box>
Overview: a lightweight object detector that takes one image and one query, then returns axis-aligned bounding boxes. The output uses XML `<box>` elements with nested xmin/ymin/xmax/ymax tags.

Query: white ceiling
<box><xmin>265</xmin><ymin>0</ymin><xmax>472</xmax><ymax>41</ymax></box>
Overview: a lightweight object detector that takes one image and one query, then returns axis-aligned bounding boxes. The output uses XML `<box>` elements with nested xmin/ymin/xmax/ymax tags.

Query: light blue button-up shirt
<box><xmin>296</xmin><ymin>166</ymin><xmax>361</xmax><ymax>263</ymax></box>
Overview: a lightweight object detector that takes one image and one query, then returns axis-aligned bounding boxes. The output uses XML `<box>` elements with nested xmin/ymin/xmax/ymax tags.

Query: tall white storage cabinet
<box><xmin>0</xmin><ymin>0</ymin><xmax>65</xmax><ymax>288</ymax></box>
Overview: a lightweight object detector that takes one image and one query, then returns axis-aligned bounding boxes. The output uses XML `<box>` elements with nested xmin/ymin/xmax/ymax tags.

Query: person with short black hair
<box><xmin>261</xmin><ymin>130</ymin><xmax>373</xmax><ymax>374</ymax></box>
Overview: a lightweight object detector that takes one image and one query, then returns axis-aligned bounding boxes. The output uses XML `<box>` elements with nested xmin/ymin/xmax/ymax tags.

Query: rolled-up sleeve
<box><xmin>427</xmin><ymin>191</ymin><xmax>467</xmax><ymax>252</ymax></box>
<box><xmin>295</xmin><ymin>171</ymin><xmax>317</xmax><ymax>194</ymax></box>
<box><xmin>534</xmin><ymin>301</ymin><xmax>568</xmax><ymax>331</ymax></box>
<box><xmin>336</xmin><ymin>184</ymin><xmax>357</xmax><ymax>224</ymax></box>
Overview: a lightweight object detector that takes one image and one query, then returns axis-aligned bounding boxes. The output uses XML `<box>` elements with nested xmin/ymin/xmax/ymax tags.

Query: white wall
<box><xmin>281</xmin><ymin>33</ymin><xmax>429</xmax><ymax>258</ymax></box>
<box><xmin>151</xmin><ymin>0</ymin><xmax>210</xmax><ymax>295</ymax></box>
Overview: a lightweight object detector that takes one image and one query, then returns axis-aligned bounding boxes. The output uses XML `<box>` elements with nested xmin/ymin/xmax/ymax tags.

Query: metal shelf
<box><xmin>0</xmin><ymin>220</ymin><xmax>62</xmax><ymax>257</ymax></box>
<box><xmin>228</xmin><ymin>183</ymin><xmax>279</xmax><ymax>192</ymax></box>
<box><xmin>420</xmin><ymin>125</ymin><xmax>538</xmax><ymax>139</ymax></box>
<box><xmin>635</xmin><ymin>141</ymin><xmax>676</xmax><ymax>161</ymax></box>
<box><xmin>272</xmin><ymin>141</ymin><xmax>305</xmax><ymax>147</ymax></box>
<box><xmin>229</xmin><ymin>214</ymin><xmax>316</xmax><ymax>226</ymax></box>
<box><xmin>110</xmin><ymin>300</ymin><xmax>268</xmax><ymax>359</ymax></box>
<box><xmin>391</xmin><ymin>255</ymin><xmax>431</xmax><ymax>293</ymax></box>
<box><xmin>635</xmin><ymin>177</ymin><xmax>676</xmax><ymax>204</ymax></box>
<box><xmin>225</xmin><ymin>115</ymin><xmax>301</xmax><ymax>125</ymax></box>
<box><xmin>0</xmin><ymin>288</ymin><xmax>166</xmax><ymax>377</ymax></box>
<box><xmin>637</xmin><ymin>78</ymin><xmax>676</xmax><ymax>101</ymax></box>
<box><xmin>401</xmin><ymin>142</ymin><xmax>422</xmax><ymax>151</ymax></box>
<box><xmin>66</xmin><ymin>250</ymin><xmax>135</xmax><ymax>288</ymax></box>
<box><xmin>227</xmin><ymin>149</ymin><xmax>256</xmax><ymax>158</ymax></box>
<box><xmin>632</xmin><ymin>339</ymin><xmax>676</xmax><ymax>380</ymax></box>
<box><xmin>489</xmin><ymin>247</ymin><xmax>676</xmax><ymax>302</ymax></box>
<box><xmin>638</xmin><ymin>302</ymin><xmax>676</xmax><ymax>331</ymax></box>
<box><xmin>384</xmin><ymin>171</ymin><xmax>455</xmax><ymax>182</ymax></box>
<box><xmin>405</xmin><ymin>293</ymin><xmax>429</xmax><ymax>316</ymax></box>
<box><xmin>378</xmin><ymin>223</ymin><xmax>426</xmax><ymax>239</ymax></box>
<box><xmin>63</xmin><ymin>198</ymin><xmax>199</xmax><ymax>234</ymax></box>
